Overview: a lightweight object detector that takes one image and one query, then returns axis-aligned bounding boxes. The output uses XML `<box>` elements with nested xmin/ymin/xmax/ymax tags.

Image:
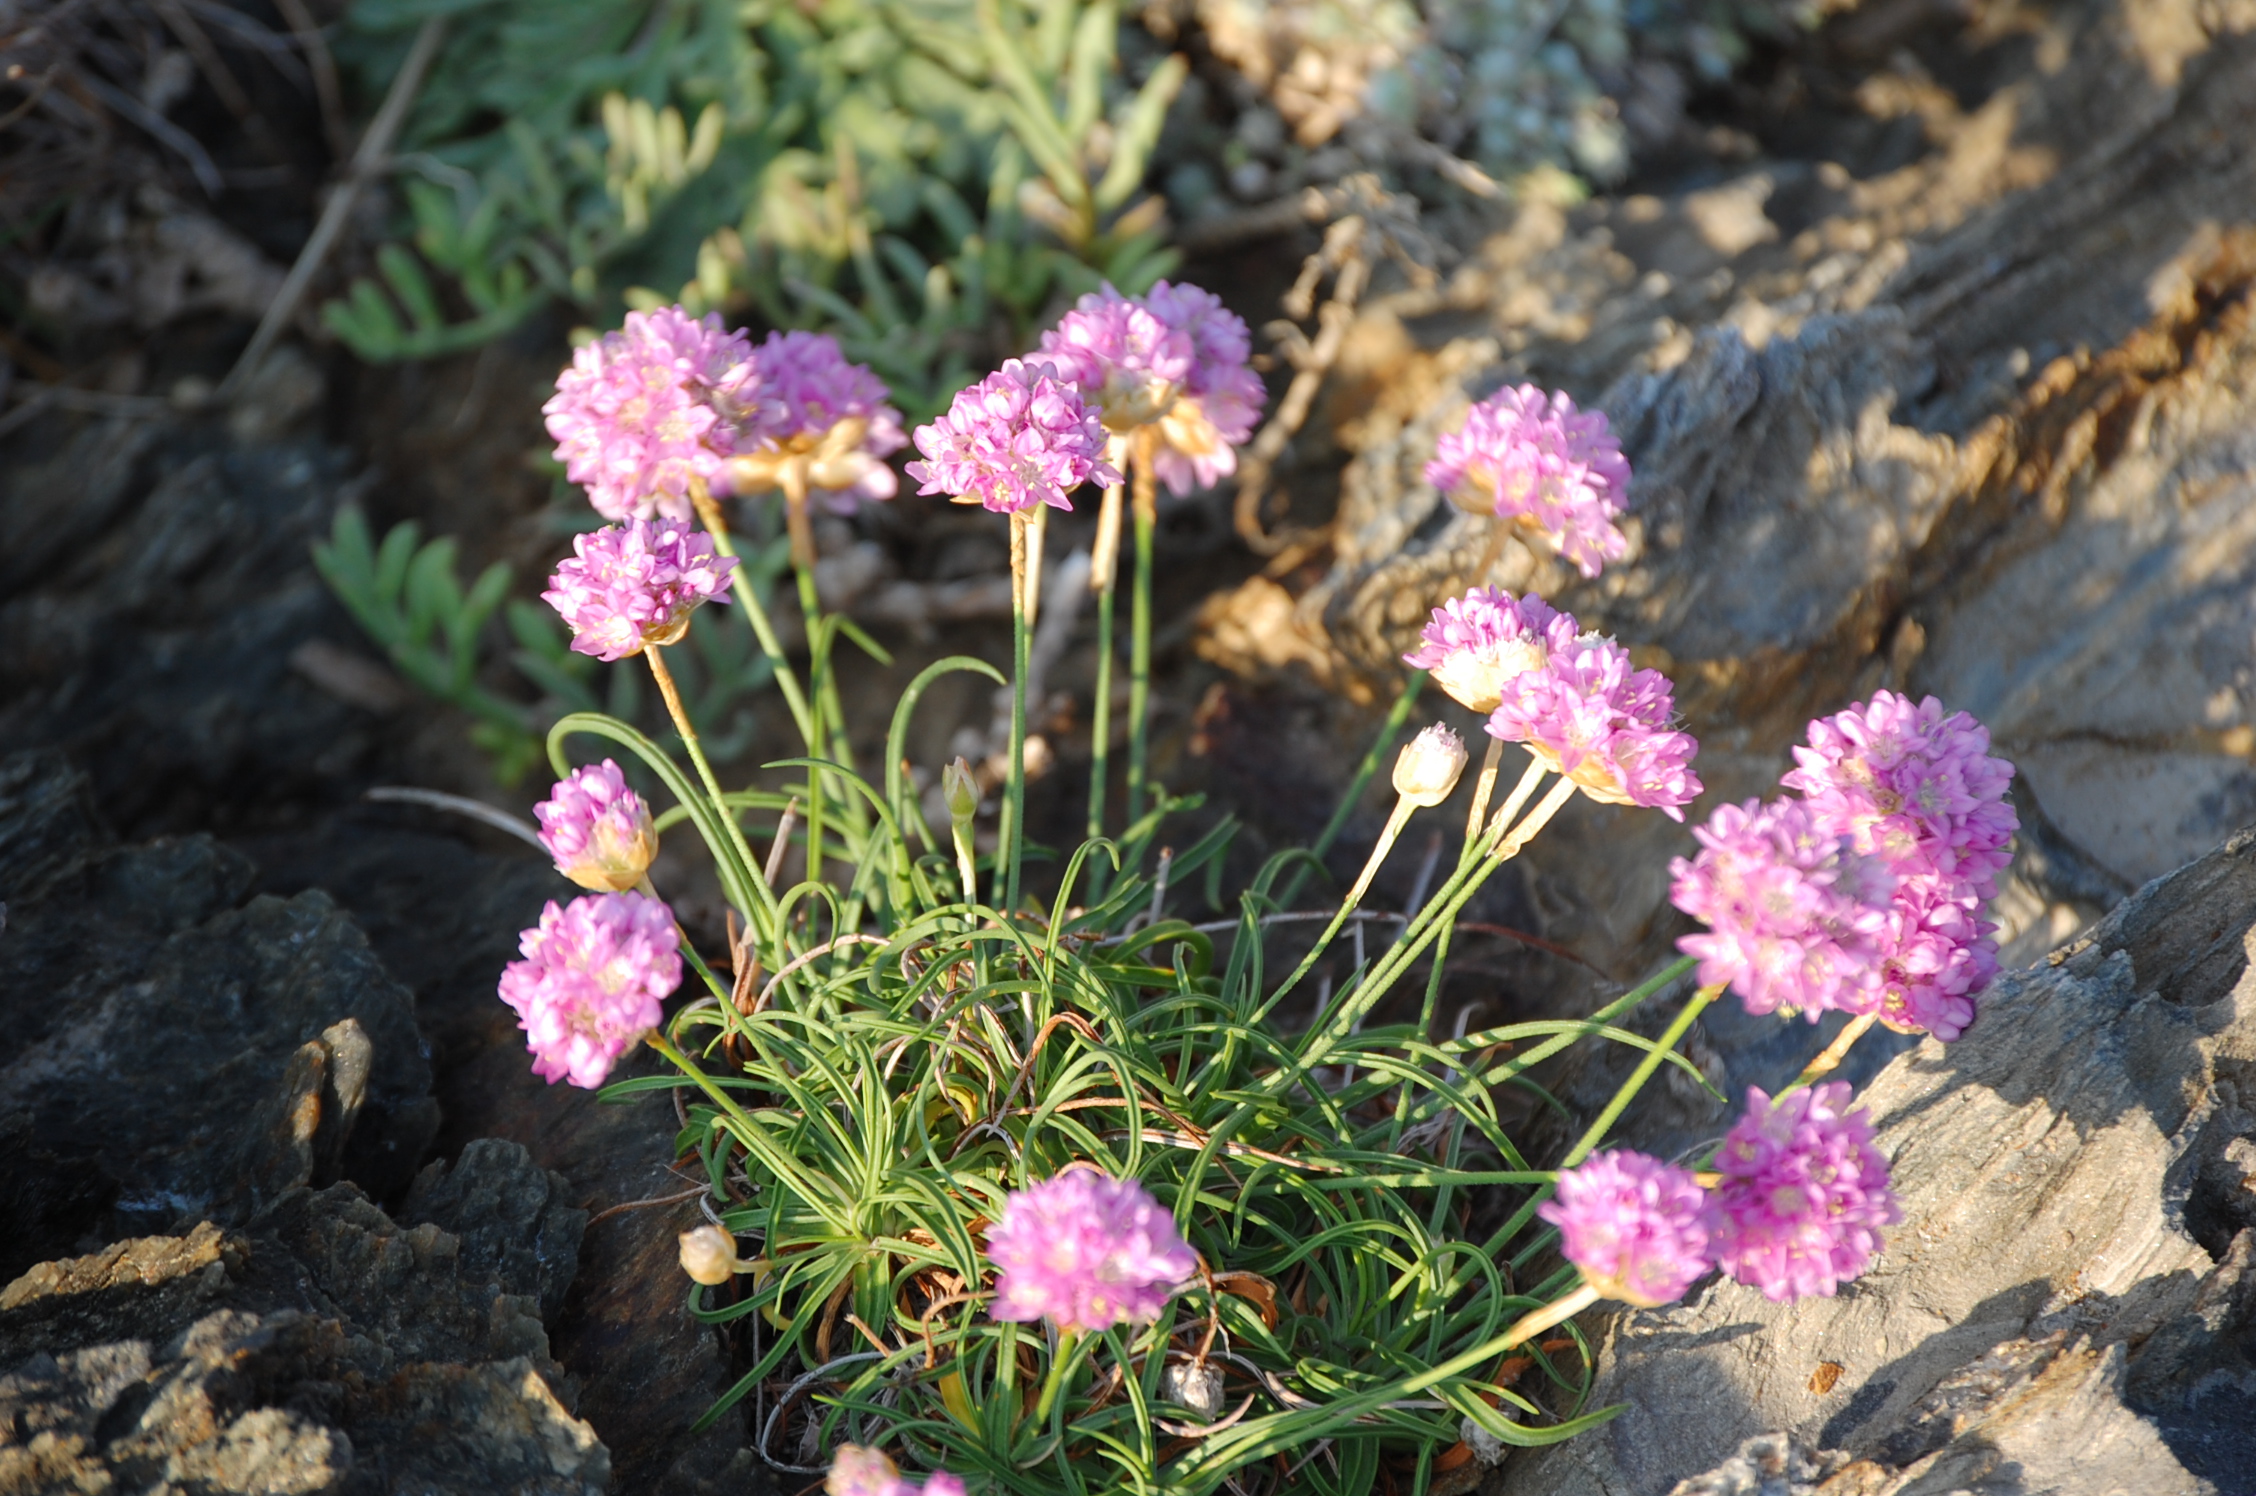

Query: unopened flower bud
<box><xmin>677</xmin><ymin>1224</ymin><xmax>742</xmax><ymax>1287</ymax></box>
<box><xmin>1392</xmin><ymin>724</ymin><xmax>1468</xmax><ymax>809</ymax></box>
<box><xmin>943</xmin><ymin>756</ymin><xmax>979</xmax><ymax>826</ymax></box>
<box><xmin>1163</xmin><ymin>1359</ymin><xmax>1224</xmax><ymax>1420</ymax></box>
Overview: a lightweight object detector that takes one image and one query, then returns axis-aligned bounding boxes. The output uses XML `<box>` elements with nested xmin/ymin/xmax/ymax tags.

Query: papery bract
<box><xmin>1486</xmin><ymin>626</ymin><xmax>1702</xmax><ymax>818</ymax></box>
<box><xmin>1143</xmin><ymin>280</ymin><xmax>1266</xmax><ymax>495</ymax></box>
<box><xmin>542</xmin><ymin>518</ymin><xmax>737</xmax><ymax>662</ymax></box>
<box><xmin>987</xmin><ymin>1171</ymin><xmax>1197</xmax><ymax>1334</ymax></box>
<box><xmin>535</xmin><ymin>759</ymin><xmax>657</xmax><ymax>892</ymax></box>
<box><xmin>1394</xmin><ymin>723</ymin><xmax>1469</xmax><ymax>807</ymax></box>
<box><xmin>544</xmin><ymin>306</ymin><xmax>759</xmax><ymax>521</ymax></box>
<box><xmin>1783</xmin><ymin>691</ymin><xmax>2017</xmax><ymax>897</ymax></box>
<box><xmin>905</xmin><ymin>359</ymin><xmax>1119</xmax><ymax>514</ymax></box>
<box><xmin>1426</xmin><ymin>384</ymin><xmax>1630</xmax><ymax>578</ymax></box>
<box><xmin>1402</xmin><ymin>587</ymin><xmax>1563</xmax><ymax>714</ymax></box>
<box><xmin>497</xmin><ymin>891</ymin><xmax>681</xmax><ymax>1089</ymax></box>
<box><xmin>725</xmin><ymin>330</ymin><xmax>907</xmax><ymax>511</ymax></box>
<box><xmin>1539</xmin><ymin>1151</ymin><xmax>1712</xmax><ymax>1307</ymax></box>
<box><xmin>1708</xmin><ymin>1084</ymin><xmax>1900</xmax><ymax>1301</ymax></box>
<box><xmin>1670</xmin><ymin>798</ymin><xmax>1896</xmax><ymax>1021</ymax></box>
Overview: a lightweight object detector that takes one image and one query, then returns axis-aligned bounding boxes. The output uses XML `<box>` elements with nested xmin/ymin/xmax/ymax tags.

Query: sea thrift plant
<box><xmin>467</xmin><ymin>304</ymin><xmax>2021</xmax><ymax>1494</ymax></box>
<box><xmin>497</xmin><ymin>891</ymin><xmax>681</xmax><ymax>1088</ymax></box>
<box><xmin>725</xmin><ymin>329</ymin><xmax>907</xmax><ymax>511</ymax></box>
<box><xmin>986</xmin><ymin>1172</ymin><xmax>1197</xmax><ymax>1334</ymax></box>
<box><xmin>1670</xmin><ymin>798</ymin><xmax>1896</xmax><ymax>1021</ymax></box>
<box><xmin>543</xmin><ymin>307</ymin><xmax>759</xmax><ymax>522</ymax></box>
<box><xmin>542</xmin><ymin>518</ymin><xmax>737</xmax><ymax>661</ymax></box>
<box><xmin>905</xmin><ymin>359</ymin><xmax>1119</xmax><ymax>513</ymax></box>
<box><xmin>1402</xmin><ymin>586</ymin><xmax>1567</xmax><ymax>714</ymax></box>
<box><xmin>1486</xmin><ymin>625</ymin><xmax>1703</xmax><ymax>818</ymax></box>
<box><xmin>1784</xmin><ymin>691</ymin><xmax>2018</xmax><ymax>897</ymax></box>
<box><xmin>1709</xmin><ymin>1084</ymin><xmax>1901</xmax><ymax>1301</ymax></box>
<box><xmin>534</xmin><ymin>759</ymin><xmax>657</xmax><ymax>892</ymax></box>
<box><xmin>1540</xmin><ymin>1151</ymin><xmax>1712</xmax><ymax>1307</ymax></box>
<box><xmin>1428</xmin><ymin>384</ymin><xmax>1631</xmax><ymax>578</ymax></box>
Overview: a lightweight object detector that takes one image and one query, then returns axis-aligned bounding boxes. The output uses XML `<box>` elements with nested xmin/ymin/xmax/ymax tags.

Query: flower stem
<box><xmin>646</xmin><ymin>644</ymin><xmax>771</xmax><ymax>934</ymax></box>
<box><xmin>1492</xmin><ymin>774</ymin><xmax>1576</xmax><ymax>860</ymax></box>
<box><xmin>1495</xmin><ymin>1282</ymin><xmax>1602</xmax><ymax>1350</ymax></box>
<box><xmin>1782</xmin><ymin>1012</ymin><xmax>1877</xmax><ymax>1096</ymax></box>
<box><xmin>1032</xmin><ymin>1329</ymin><xmax>1081</xmax><ymax>1424</ymax></box>
<box><xmin>1266</xmin><ymin>796</ymin><xmax>1417</xmax><ymax>1019</ymax></box>
<box><xmin>1279</xmin><ymin>673</ymin><xmax>1426</xmax><ymax>908</ymax></box>
<box><xmin>1003</xmin><ymin>511</ymin><xmax>1032</xmax><ymax>914</ymax></box>
<box><xmin>1464</xmin><ymin>738</ymin><xmax>1504</xmax><ymax>842</ymax></box>
<box><xmin>1023</xmin><ymin>503</ymin><xmax>1048</xmax><ymax>630</ymax></box>
<box><xmin>686</xmin><ymin>478</ymin><xmax>814</xmax><ymax>750</ymax></box>
<box><xmin>952</xmin><ymin>820</ymin><xmax>980</xmax><ymax>910</ymax></box>
<box><xmin>1088</xmin><ymin>576</ymin><xmax>1117</xmax><ymax>845</ymax></box>
<box><xmin>1559</xmin><ymin>982</ymin><xmax>1724</xmax><ymax>1169</ymax></box>
<box><xmin>1124</xmin><ymin>431</ymin><xmax>1158</xmax><ymax>826</ymax></box>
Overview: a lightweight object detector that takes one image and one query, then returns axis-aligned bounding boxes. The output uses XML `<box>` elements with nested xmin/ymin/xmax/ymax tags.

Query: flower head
<box><xmin>678</xmin><ymin>1225</ymin><xmax>742</xmax><ymax>1287</ymax></box>
<box><xmin>1670</xmin><ymin>798</ymin><xmax>1897</xmax><ymax>1020</ymax></box>
<box><xmin>1427</xmin><ymin>384</ymin><xmax>1631</xmax><ymax>578</ymax></box>
<box><xmin>497</xmin><ymin>891</ymin><xmax>681</xmax><ymax>1088</ymax></box>
<box><xmin>542</xmin><ymin>518</ymin><xmax>737</xmax><ymax>662</ymax></box>
<box><xmin>906</xmin><ymin>359</ymin><xmax>1120</xmax><ymax>514</ymax></box>
<box><xmin>724</xmin><ymin>330</ymin><xmax>907</xmax><ymax>512</ymax></box>
<box><xmin>1783</xmin><ymin>692</ymin><xmax>2017</xmax><ymax>897</ymax></box>
<box><xmin>1486</xmin><ymin>628</ymin><xmax>1702</xmax><ymax>819</ymax></box>
<box><xmin>1393</xmin><ymin>723</ymin><xmax>1469</xmax><ymax>808</ymax></box>
<box><xmin>1708</xmin><ymin>1084</ymin><xmax>1899</xmax><ymax>1302</ymax></box>
<box><xmin>826</xmin><ymin>1446</ymin><xmax>966</xmax><ymax>1496</ymax></box>
<box><xmin>1874</xmin><ymin>873</ymin><xmax>1999</xmax><ymax>1042</ymax></box>
<box><xmin>535</xmin><ymin>759</ymin><xmax>658</xmax><ymax>892</ymax></box>
<box><xmin>1402</xmin><ymin>587</ymin><xmax>1565</xmax><ymax>714</ymax></box>
<box><xmin>987</xmin><ymin>1171</ymin><xmax>1196</xmax><ymax>1334</ymax></box>
<box><xmin>1142</xmin><ymin>280</ymin><xmax>1266</xmax><ymax>495</ymax></box>
<box><xmin>544</xmin><ymin>306</ymin><xmax>759</xmax><ymax>521</ymax></box>
<box><xmin>1037</xmin><ymin>287</ymin><xmax>1195</xmax><ymax>433</ymax></box>
<box><xmin>1539</xmin><ymin>1151</ymin><xmax>1712</xmax><ymax>1307</ymax></box>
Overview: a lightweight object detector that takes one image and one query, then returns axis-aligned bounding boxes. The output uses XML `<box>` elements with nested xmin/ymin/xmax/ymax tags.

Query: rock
<box><xmin>0</xmin><ymin>1161</ymin><xmax>608</xmax><ymax>1496</ymax></box>
<box><xmin>1490</xmin><ymin>824</ymin><xmax>2256</xmax><ymax>1496</ymax></box>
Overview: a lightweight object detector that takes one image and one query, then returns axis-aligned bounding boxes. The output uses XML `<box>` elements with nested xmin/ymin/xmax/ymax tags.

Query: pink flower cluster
<box><xmin>544</xmin><ymin>307</ymin><xmax>760</xmax><ymax>522</ymax></box>
<box><xmin>542</xmin><ymin>518</ymin><xmax>737</xmax><ymax>662</ymax></box>
<box><xmin>1670</xmin><ymin>799</ymin><xmax>1896</xmax><ymax>1022</ymax></box>
<box><xmin>826</xmin><ymin>1446</ymin><xmax>965</xmax><ymax>1496</ymax></box>
<box><xmin>535</xmin><ymin>760</ymin><xmax>657</xmax><ymax>893</ymax></box>
<box><xmin>1401</xmin><ymin>587</ymin><xmax>1566</xmax><ymax>714</ymax></box>
<box><xmin>1038</xmin><ymin>288</ymin><xmax>1195</xmax><ymax>433</ymax></box>
<box><xmin>1143</xmin><ymin>280</ymin><xmax>1266</xmax><ymax>495</ymax></box>
<box><xmin>906</xmin><ymin>359</ymin><xmax>1120</xmax><ymax>514</ymax></box>
<box><xmin>1405</xmin><ymin>587</ymin><xmax>1701</xmax><ymax>819</ymax></box>
<box><xmin>1709</xmin><ymin>1085</ymin><xmax>1900</xmax><ymax>1301</ymax></box>
<box><xmin>1486</xmin><ymin>625</ymin><xmax>1703</xmax><ymax>820</ymax></box>
<box><xmin>1545</xmin><ymin>1087</ymin><xmax>1900</xmax><ymax>1307</ymax></box>
<box><xmin>1427</xmin><ymin>384</ymin><xmax>1631</xmax><ymax>579</ymax></box>
<box><xmin>1539</xmin><ymin>1151</ymin><xmax>1711</xmax><ymax>1307</ymax></box>
<box><xmin>497</xmin><ymin>891</ymin><xmax>681</xmax><ymax>1088</ymax></box>
<box><xmin>986</xmin><ymin>1171</ymin><xmax>1197</xmax><ymax>1334</ymax></box>
<box><xmin>1674</xmin><ymin>691</ymin><xmax>2014</xmax><ymax>1039</ymax></box>
<box><xmin>732</xmin><ymin>330</ymin><xmax>907</xmax><ymax>511</ymax></box>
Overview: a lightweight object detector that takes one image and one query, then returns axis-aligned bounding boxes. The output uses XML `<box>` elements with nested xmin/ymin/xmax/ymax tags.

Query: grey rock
<box><xmin>402</xmin><ymin>1138</ymin><xmax>587</xmax><ymax>1325</ymax></box>
<box><xmin>1491</xmin><ymin>826</ymin><xmax>2256</xmax><ymax>1496</ymax></box>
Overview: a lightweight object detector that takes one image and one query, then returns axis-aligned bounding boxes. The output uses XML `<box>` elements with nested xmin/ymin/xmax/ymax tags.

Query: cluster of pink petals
<box><xmin>1037</xmin><ymin>288</ymin><xmax>1195</xmax><ymax>433</ymax></box>
<box><xmin>986</xmin><ymin>1171</ymin><xmax>1197</xmax><ymax>1334</ymax></box>
<box><xmin>825</xmin><ymin>1447</ymin><xmax>965</xmax><ymax>1496</ymax></box>
<box><xmin>1401</xmin><ymin>586</ymin><xmax>1568</xmax><ymax>714</ymax></box>
<box><xmin>534</xmin><ymin>760</ymin><xmax>657</xmax><ymax>893</ymax></box>
<box><xmin>906</xmin><ymin>359</ymin><xmax>1120</xmax><ymax>514</ymax></box>
<box><xmin>1670</xmin><ymin>798</ymin><xmax>1898</xmax><ymax>1021</ymax></box>
<box><xmin>737</xmin><ymin>330</ymin><xmax>907</xmax><ymax>511</ymax></box>
<box><xmin>497</xmin><ymin>891</ymin><xmax>681</xmax><ymax>1089</ymax></box>
<box><xmin>543</xmin><ymin>518</ymin><xmax>737</xmax><ymax>662</ymax></box>
<box><xmin>544</xmin><ymin>307</ymin><xmax>760</xmax><ymax>522</ymax></box>
<box><xmin>1875</xmin><ymin>874</ymin><xmax>1998</xmax><ymax>1042</ymax></box>
<box><xmin>1783</xmin><ymin>691</ymin><xmax>2018</xmax><ymax>898</ymax></box>
<box><xmin>1426</xmin><ymin>385</ymin><xmax>1632</xmax><ymax>579</ymax></box>
<box><xmin>1486</xmin><ymin>625</ymin><xmax>1703</xmax><ymax>819</ymax></box>
<box><xmin>1539</xmin><ymin>1151</ymin><xmax>1712</xmax><ymax>1307</ymax></box>
<box><xmin>1708</xmin><ymin>1084</ymin><xmax>1900</xmax><ymax>1302</ymax></box>
<box><xmin>1142</xmin><ymin>280</ymin><xmax>1266</xmax><ymax>495</ymax></box>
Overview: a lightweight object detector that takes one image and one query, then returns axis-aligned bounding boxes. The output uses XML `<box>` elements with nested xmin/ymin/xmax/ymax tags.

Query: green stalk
<box><xmin>687</xmin><ymin>479</ymin><xmax>814</xmax><ymax>750</ymax></box>
<box><xmin>1278</xmin><ymin>672</ymin><xmax>1425</xmax><ymax>907</ymax></box>
<box><xmin>1089</xmin><ymin>580</ymin><xmax>1116</xmax><ymax>844</ymax></box>
<box><xmin>1124</xmin><ymin>430</ymin><xmax>1158</xmax><ymax>825</ymax></box>
<box><xmin>1031</xmin><ymin>1328</ymin><xmax>1081</xmax><ymax>1424</ymax></box>
<box><xmin>646</xmin><ymin>645</ymin><xmax>771</xmax><ymax>941</ymax></box>
<box><xmin>1003</xmin><ymin>512</ymin><xmax>1032</xmax><ymax>914</ymax></box>
<box><xmin>1559</xmin><ymin>982</ymin><xmax>1723</xmax><ymax>1169</ymax></box>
